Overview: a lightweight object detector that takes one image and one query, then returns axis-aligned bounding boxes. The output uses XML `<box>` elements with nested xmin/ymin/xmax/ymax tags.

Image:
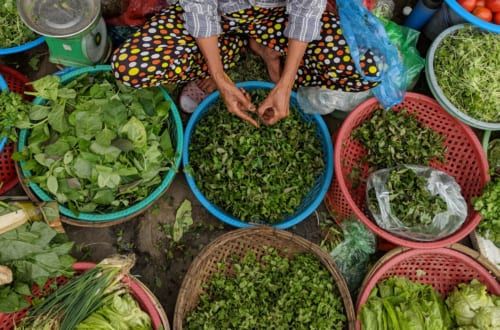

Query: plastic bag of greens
<box><xmin>337</xmin><ymin>0</ymin><xmax>406</xmax><ymax>109</ymax></box>
<box><xmin>379</xmin><ymin>18</ymin><xmax>425</xmax><ymax>90</ymax></box>
<box><xmin>367</xmin><ymin>165</ymin><xmax>467</xmax><ymax>241</ymax></box>
<box><xmin>329</xmin><ymin>220</ymin><xmax>376</xmax><ymax>294</ymax></box>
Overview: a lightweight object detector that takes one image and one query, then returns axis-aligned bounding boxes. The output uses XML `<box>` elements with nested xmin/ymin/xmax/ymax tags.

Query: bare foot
<box><xmin>196</xmin><ymin>77</ymin><xmax>217</xmax><ymax>93</ymax></box>
<box><xmin>249</xmin><ymin>38</ymin><xmax>282</xmax><ymax>83</ymax></box>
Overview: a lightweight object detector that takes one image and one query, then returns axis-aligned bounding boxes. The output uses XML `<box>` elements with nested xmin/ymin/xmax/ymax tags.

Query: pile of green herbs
<box><xmin>473</xmin><ymin>178</ymin><xmax>500</xmax><ymax>247</ymax></box>
<box><xmin>185</xmin><ymin>248</ymin><xmax>346</xmax><ymax>329</ymax></box>
<box><xmin>0</xmin><ymin>222</ymin><xmax>75</xmax><ymax>313</ymax></box>
<box><xmin>434</xmin><ymin>26</ymin><xmax>500</xmax><ymax>123</ymax></box>
<box><xmin>353</xmin><ymin>108</ymin><xmax>446</xmax><ymax>169</ymax></box>
<box><xmin>488</xmin><ymin>138</ymin><xmax>500</xmax><ymax>178</ymax></box>
<box><xmin>369</xmin><ymin>167</ymin><xmax>447</xmax><ymax>227</ymax></box>
<box><xmin>360</xmin><ymin>276</ymin><xmax>452</xmax><ymax>330</ymax></box>
<box><xmin>19</xmin><ymin>255</ymin><xmax>147</xmax><ymax>329</ymax></box>
<box><xmin>0</xmin><ymin>0</ymin><xmax>36</xmax><ymax>48</ymax></box>
<box><xmin>16</xmin><ymin>73</ymin><xmax>174</xmax><ymax>213</ymax></box>
<box><xmin>189</xmin><ymin>89</ymin><xmax>324</xmax><ymax>223</ymax></box>
<box><xmin>0</xmin><ymin>91</ymin><xmax>31</xmax><ymax>142</ymax></box>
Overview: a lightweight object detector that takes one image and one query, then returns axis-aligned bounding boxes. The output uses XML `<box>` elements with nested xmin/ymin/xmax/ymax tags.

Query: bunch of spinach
<box><xmin>0</xmin><ymin>0</ymin><xmax>36</xmax><ymax>48</ymax></box>
<box><xmin>189</xmin><ymin>90</ymin><xmax>324</xmax><ymax>223</ymax></box>
<box><xmin>369</xmin><ymin>167</ymin><xmax>447</xmax><ymax>227</ymax></box>
<box><xmin>0</xmin><ymin>222</ymin><xmax>75</xmax><ymax>313</ymax></box>
<box><xmin>0</xmin><ymin>91</ymin><xmax>32</xmax><ymax>142</ymax></box>
<box><xmin>473</xmin><ymin>178</ymin><xmax>500</xmax><ymax>247</ymax></box>
<box><xmin>17</xmin><ymin>73</ymin><xmax>174</xmax><ymax>213</ymax></box>
<box><xmin>353</xmin><ymin>109</ymin><xmax>446</xmax><ymax>169</ymax></box>
<box><xmin>185</xmin><ymin>248</ymin><xmax>346</xmax><ymax>329</ymax></box>
<box><xmin>360</xmin><ymin>276</ymin><xmax>452</xmax><ymax>330</ymax></box>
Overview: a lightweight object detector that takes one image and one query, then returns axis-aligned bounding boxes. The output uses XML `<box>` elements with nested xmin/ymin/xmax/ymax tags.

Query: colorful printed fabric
<box><xmin>112</xmin><ymin>5</ymin><xmax>380</xmax><ymax>92</ymax></box>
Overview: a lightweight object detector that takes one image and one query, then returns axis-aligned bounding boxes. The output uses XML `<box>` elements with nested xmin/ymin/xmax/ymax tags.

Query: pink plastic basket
<box><xmin>355</xmin><ymin>246</ymin><xmax>500</xmax><ymax>329</ymax></box>
<box><xmin>328</xmin><ymin>93</ymin><xmax>489</xmax><ymax>249</ymax></box>
<box><xmin>0</xmin><ymin>262</ymin><xmax>169</xmax><ymax>330</ymax></box>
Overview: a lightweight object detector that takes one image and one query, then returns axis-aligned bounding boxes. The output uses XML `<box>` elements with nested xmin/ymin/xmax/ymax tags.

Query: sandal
<box><xmin>179</xmin><ymin>81</ymin><xmax>208</xmax><ymax>114</ymax></box>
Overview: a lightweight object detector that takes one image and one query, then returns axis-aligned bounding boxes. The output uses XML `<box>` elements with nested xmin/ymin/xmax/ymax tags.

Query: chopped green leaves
<box><xmin>353</xmin><ymin>108</ymin><xmax>446</xmax><ymax>169</ymax></box>
<box><xmin>0</xmin><ymin>92</ymin><xmax>32</xmax><ymax>142</ymax></box>
<box><xmin>21</xmin><ymin>73</ymin><xmax>174</xmax><ymax>213</ymax></box>
<box><xmin>189</xmin><ymin>90</ymin><xmax>324</xmax><ymax>223</ymax></box>
<box><xmin>0</xmin><ymin>0</ymin><xmax>36</xmax><ymax>48</ymax></box>
<box><xmin>185</xmin><ymin>248</ymin><xmax>346</xmax><ymax>329</ymax></box>
<box><xmin>473</xmin><ymin>178</ymin><xmax>500</xmax><ymax>247</ymax></box>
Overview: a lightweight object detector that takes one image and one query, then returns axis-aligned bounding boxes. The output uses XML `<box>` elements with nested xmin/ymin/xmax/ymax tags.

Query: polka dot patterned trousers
<box><xmin>112</xmin><ymin>5</ymin><xmax>380</xmax><ymax>92</ymax></box>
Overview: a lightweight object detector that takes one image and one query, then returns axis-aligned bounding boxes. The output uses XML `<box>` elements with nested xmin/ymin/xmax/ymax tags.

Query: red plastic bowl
<box><xmin>356</xmin><ymin>247</ymin><xmax>500</xmax><ymax>329</ymax></box>
<box><xmin>0</xmin><ymin>262</ymin><xmax>168</xmax><ymax>330</ymax></box>
<box><xmin>329</xmin><ymin>93</ymin><xmax>489</xmax><ymax>248</ymax></box>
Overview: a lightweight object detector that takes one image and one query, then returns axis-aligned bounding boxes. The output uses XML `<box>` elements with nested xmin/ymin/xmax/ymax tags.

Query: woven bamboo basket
<box><xmin>174</xmin><ymin>227</ymin><xmax>355</xmax><ymax>330</ymax></box>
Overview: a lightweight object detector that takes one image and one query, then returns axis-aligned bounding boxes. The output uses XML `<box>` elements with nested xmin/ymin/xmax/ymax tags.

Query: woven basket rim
<box><xmin>173</xmin><ymin>226</ymin><xmax>355</xmax><ymax>330</ymax></box>
<box><xmin>334</xmin><ymin>92</ymin><xmax>490</xmax><ymax>248</ymax></box>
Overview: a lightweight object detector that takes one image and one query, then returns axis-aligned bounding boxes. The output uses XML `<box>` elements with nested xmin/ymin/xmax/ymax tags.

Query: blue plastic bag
<box><xmin>337</xmin><ymin>0</ymin><xmax>406</xmax><ymax>109</ymax></box>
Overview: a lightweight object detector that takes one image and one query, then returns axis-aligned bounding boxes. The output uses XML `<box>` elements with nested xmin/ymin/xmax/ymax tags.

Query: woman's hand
<box><xmin>196</xmin><ymin>36</ymin><xmax>258</xmax><ymax>127</ymax></box>
<box><xmin>218</xmin><ymin>74</ymin><xmax>258</xmax><ymax>127</ymax></box>
<box><xmin>258</xmin><ymin>39</ymin><xmax>308</xmax><ymax>125</ymax></box>
<box><xmin>258</xmin><ymin>84</ymin><xmax>292</xmax><ymax>126</ymax></box>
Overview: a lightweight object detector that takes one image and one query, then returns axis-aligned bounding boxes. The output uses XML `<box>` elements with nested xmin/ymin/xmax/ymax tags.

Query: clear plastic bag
<box><xmin>379</xmin><ymin>18</ymin><xmax>425</xmax><ymax>91</ymax></box>
<box><xmin>337</xmin><ymin>0</ymin><xmax>406</xmax><ymax>109</ymax></box>
<box><xmin>367</xmin><ymin>165</ymin><xmax>467</xmax><ymax>241</ymax></box>
<box><xmin>297</xmin><ymin>87</ymin><xmax>372</xmax><ymax>115</ymax></box>
<box><xmin>372</xmin><ymin>0</ymin><xmax>396</xmax><ymax>19</ymax></box>
<box><xmin>329</xmin><ymin>220</ymin><xmax>376</xmax><ymax>294</ymax></box>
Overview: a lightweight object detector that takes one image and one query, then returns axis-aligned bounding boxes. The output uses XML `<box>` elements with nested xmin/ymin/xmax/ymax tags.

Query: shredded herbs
<box><xmin>17</xmin><ymin>73</ymin><xmax>175</xmax><ymax>214</ymax></box>
<box><xmin>185</xmin><ymin>248</ymin><xmax>346</xmax><ymax>329</ymax></box>
<box><xmin>369</xmin><ymin>167</ymin><xmax>447</xmax><ymax>227</ymax></box>
<box><xmin>0</xmin><ymin>0</ymin><xmax>36</xmax><ymax>48</ymax></box>
<box><xmin>0</xmin><ymin>92</ymin><xmax>32</xmax><ymax>142</ymax></box>
<box><xmin>189</xmin><ymin>89</ymin><xmax>324</xmax><ymax>223</ymax></box>
<box><xmin>353</xmin><ymin>109</ymin><xmax>446</xmax><ymax>169</ymax></box>
<box><xmin>434</xmin><ymin>26</ymin><xmax>500</xmax><ymax>123</ymax></box>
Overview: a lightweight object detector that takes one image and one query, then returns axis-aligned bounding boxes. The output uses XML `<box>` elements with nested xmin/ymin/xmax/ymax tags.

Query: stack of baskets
<box><xmin>0</xmin><ymin>262</ymin><xmax>170</xmax><ymax>330</ymax></box>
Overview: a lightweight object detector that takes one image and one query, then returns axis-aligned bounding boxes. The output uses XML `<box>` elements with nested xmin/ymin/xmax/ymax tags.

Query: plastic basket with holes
<box><xmin>328</xmin><ymin>92</ymin><xmax>489</xmax><ymax>249</ymax></box>
<box><xmin>0</xmin><ymin>262</ymin><xmax>170</xmax><ymax>330</ymax></box>
<box><xmin>0</xmin><ymin>65</ymin><xmax>33</xmax><ymax>194</ymax></box>
<box><xmin>355</xmin><ymin>245</ymin><xmax>500</xmax><ymax>330</ymax></box>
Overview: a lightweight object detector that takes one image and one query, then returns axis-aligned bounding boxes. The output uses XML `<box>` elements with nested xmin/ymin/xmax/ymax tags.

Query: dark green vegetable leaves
<box><xmin>473</xmin><ymin>178</ymin><xmax>500</xmax><ymax>247</ymax></box>
<box><xmin>353</xmin><ymin>109</ymin><xmax>446</xmax><ymax>169</ymax></box>
<box><xmin>189</xmin><ymin>90</ymin><xmax>324</xmax><ymax>223</ymax></box>
<box><xmin>0</xmin><ymin>222</ymin><xmax>75</xmax><ymax>313</ymax></box>
<box><xmin>0</xmin><ymin>92</ymin><xmax>32</xmax><ymax>142</ymax></box>
<box><xmin>185</xmin><ymin>248</ymin><xmax>346</xmax><ymax>329</ymax></box>
<box><xmin>18</xmin><ymin>73</ymin><xmax>174</xmax><ymax>213</ymax></box>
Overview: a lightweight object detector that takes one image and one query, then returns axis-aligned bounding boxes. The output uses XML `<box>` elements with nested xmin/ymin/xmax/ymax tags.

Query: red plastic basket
<box><xmin>0</xmin><ymin>65</ymin><xmax>33</xmax><ymax>195</ymax></box>
<box><xmin>355</xmin><ymin>246</ymin><xmax>500</xmax><ymax>330</ymax></box>
<box><xmin>0</xmin><ymin>262</ymin><xmax>169</xmax><ymax>330</ymax></box>
<box><xmin>329</xmin><ymin>93</ymin><xmax>489</xmax><ymax>249</ymax></box>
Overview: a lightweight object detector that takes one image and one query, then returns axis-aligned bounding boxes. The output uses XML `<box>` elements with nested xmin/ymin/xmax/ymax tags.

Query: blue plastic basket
<box><xmin>0</xmin><ymin>37</ymin><xmax>45</xmax><ymax>56</ymax></box>
<box><xmin>0</xmin><ymin>74</ymin><xmax>8</xmax><ymax>153</ymax></box>
<box><xmin>17</xmin><ymin>65</ymin><xmax>184</xmax><ymax>223</ymax></box>
<box><xmin>183</xmin><ymin>81</ymin><xmax>334</xmax><ymax>229</ymax></box>
<box><xmin>444</xmin><ymin>0</ymin><xmax>500</xmax><ymax>33</ymax></box>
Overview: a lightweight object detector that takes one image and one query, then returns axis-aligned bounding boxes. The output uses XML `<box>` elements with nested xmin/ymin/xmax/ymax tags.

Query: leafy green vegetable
<box><xmin>488</xmin><ymin>139</ymin><xmax>500</xmax><ymax>178</ymax></box>
<box><xmin>18</xmin><ymin>73</ymin><xmax>174</xmax><ymax>213</ymax></box>
<box><xmin>0</xmin><ymin>91</ymin><xmax>32</xmax><ymax>142</ymax></box>
<box><xmin>185</xmin><ymin>248</ymin><xmax>346</xmax><ymax>329</ymax></box>
<box><xmin>353</xmin><ymin>109</ymin><xmax>446</xmax><ymax>169</ymax></box>
<box><xmin>189</xmin><ymin>90</ymin><xmax>324</xmax><ymax>223</ymax></box>
<box><xmin>0</xmin><ymin>222</ymin><xmax>75</xmax><ymax>313</ymax></box>
<box><xmin>20</xmin><ymin>255</ymin><xmax>135</xmax><ymax>330</ymax></box>
<box><xmin>434</xmin><ymin>26</ymin><xmax>500</xmax><ymax>123</ymax></box>
<box><xmin>76</xmin><ymin>293</ymin><xmax>152</xmax><ymax>330</ymax></box>
<box><xmin>369</xmin><ymin>166</ymin><xmax>448</xmax><ymax>227</ymax></box>
<box><xmin>0</xmin><ymin>0</ymin><xmax>36</xmax><ymax>48</ymax></box>
<box><xmin>473</xmin><ymin>178</ymin><xmax>500</xmax><ymax>247</ymax></box>
<box><xmin>360</xmin><ymin>276</ymin><xmax>452</xmax><ymax>330</ymax></box>
<box><xmin>173</xmin><ymin>199</ymin><xmax>193</xmax><ymax>242</ymax></box>
<box><xmin>446</xmin><ymin>279</ymin><xmax>500</xmax><ymax>329</ymax></box>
